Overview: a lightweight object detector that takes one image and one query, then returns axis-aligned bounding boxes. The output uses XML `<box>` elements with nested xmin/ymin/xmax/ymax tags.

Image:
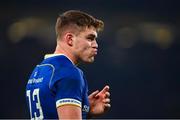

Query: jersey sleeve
<box><xmin>50</xmin><ymin>67</ymin><xmax>84</xmax><ymax>108</ymax></box>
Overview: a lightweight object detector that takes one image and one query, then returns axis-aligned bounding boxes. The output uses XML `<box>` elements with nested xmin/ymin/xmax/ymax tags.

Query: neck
<box><xmin>54</xmin><ymin>43</ymin><xmax>78</xmax><ymax>65</ymax></box>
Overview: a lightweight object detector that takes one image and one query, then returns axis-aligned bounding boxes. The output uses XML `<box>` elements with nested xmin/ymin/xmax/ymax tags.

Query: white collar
<box><xmin>44</xmin><ymin>54</ymin><xmax>74</xmax><ymax>65</ymax></box>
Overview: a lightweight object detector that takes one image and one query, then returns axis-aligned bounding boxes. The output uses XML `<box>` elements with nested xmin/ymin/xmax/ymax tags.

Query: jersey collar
<box><xmin>44</xmin><ymin>54</ymin><xmax>75</xmax><ymax>65</ymax></box>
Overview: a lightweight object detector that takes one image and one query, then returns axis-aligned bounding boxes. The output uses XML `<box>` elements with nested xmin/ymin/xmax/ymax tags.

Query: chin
<box><xmin>89</xmin><ymin>57</ymin><xmax>95</xmax><ymax>63</ymax></box>
<box><xmin>84</xmin><ymin>58</ymin><xmax>95</xmax><ymax>63</ymax></box>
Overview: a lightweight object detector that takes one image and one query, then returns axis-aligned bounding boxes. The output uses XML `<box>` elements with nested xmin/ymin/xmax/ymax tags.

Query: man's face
<box><xmin>73</xmin><ymin>27</ymin><xmax>98</xmax><ymax>63</ymax></box>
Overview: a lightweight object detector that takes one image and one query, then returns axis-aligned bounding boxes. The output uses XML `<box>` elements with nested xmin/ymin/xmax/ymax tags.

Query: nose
<box><xmin>92</xmin><ymin>40</ymin><xmax>98</xmax><ymax>49</ymax></box>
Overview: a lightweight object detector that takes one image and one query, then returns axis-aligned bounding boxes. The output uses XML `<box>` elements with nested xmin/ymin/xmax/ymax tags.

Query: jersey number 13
<box><xmin>26</xmin><ymin>88</ymin><xmax>44</xmax><ymax>120</ymax></box>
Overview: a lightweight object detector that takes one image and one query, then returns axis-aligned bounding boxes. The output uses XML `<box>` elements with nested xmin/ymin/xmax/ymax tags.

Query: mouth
<box><xmin>93</xmin><ymin>49</ymin><xmax>98</xmax><ymax>55</ymax></box>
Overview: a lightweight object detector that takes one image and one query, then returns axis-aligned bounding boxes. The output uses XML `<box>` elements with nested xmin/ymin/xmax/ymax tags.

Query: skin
<box><xmin>55</xmin><ymin>26</ymin><xmax>111</xmax><ymax>119</ymax></box>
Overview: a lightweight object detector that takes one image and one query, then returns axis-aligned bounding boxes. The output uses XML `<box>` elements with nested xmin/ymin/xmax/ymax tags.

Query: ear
<box><xmin>64</xmin><ymin>33</ymin><xmax>74</xmax><ymax>46</ymax></box>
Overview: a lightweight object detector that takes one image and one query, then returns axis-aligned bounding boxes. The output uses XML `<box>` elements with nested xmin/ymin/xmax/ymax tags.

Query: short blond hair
<box><xmin>55</xmin><ymin>10</ymin><xmax>104</xmax><ymax>38</ymax></box>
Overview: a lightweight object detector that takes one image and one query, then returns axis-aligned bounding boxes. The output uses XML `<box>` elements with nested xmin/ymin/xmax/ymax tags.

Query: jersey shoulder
<box><xmin>41</xmin><ymin>55</ymin><xmax>84</xmax><ymax>89</ymax></box>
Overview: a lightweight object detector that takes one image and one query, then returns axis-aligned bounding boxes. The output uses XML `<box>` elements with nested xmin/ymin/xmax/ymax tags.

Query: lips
<box><xmin>94</xmin><ymin>51</ymin><xmax>97</xmax><ymax>55</ymax></box>
<box><xmin>93</xmin><ymin>49</ymin><xmax>98</xmax><ymax>55</ymax></box>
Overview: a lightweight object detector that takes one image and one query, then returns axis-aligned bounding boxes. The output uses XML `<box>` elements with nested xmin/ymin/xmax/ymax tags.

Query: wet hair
<box><xmin>55</xmin><ymin>10</ymin><xmax>104</xmax><ymax>38</ymax></box>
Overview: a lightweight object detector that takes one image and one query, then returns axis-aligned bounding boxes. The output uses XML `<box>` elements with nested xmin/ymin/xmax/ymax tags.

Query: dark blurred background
<box><xmin>0</xmin><ymin>0</ymin><xmax>180</xmax><ymax>118</ymax></box>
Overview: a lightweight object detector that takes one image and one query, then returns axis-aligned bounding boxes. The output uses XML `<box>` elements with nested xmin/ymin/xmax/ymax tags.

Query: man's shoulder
<box><xmin>41</xmin><ymin>55</ymin><xmax>83</xmax><ymax>79</ymax></box>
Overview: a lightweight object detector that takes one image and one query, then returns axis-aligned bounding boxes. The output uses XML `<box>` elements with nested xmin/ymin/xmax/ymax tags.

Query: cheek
<box><xmin>83</xmin><ymin>45</ymin><xmax>92</xmax><ymax>54</ymax></box>
<box><xmin>74</xmin><ymin>40</ymin><xmax>92</xmax><ymax>55</ymax></box>
<box><xmin>80</xmin><ymin>42</ymin><xmax>91</xmax><ymax>51</ymax></box>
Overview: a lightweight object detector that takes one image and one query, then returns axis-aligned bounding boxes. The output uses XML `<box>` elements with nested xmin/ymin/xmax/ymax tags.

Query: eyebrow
<box><xmin>86</xmin><ymin>34</ymin><xmax>97</xmax><ymax>38</ymax></box>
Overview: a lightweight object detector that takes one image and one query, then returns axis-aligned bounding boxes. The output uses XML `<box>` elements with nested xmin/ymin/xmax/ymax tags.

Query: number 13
<box><xmin>26</xmin><ymin>88</ymin><xmax>44</xmax><ymax>120</ymax></box>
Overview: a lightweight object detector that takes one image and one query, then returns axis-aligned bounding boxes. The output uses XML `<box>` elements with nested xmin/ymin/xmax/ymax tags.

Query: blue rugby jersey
<box><xmin>26</xmin><ymin>54</ymin><xmax>89</xmax><ymax>119</ymax></box>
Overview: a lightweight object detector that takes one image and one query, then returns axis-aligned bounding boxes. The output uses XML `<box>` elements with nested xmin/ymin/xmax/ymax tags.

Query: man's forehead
<box><xmin>83</xmin><ymin>27</ymin><xmax>97</xmax><ymax>37</ymax></box>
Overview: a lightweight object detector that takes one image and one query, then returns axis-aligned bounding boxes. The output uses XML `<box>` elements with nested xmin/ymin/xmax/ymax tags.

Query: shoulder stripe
<box><xmin>36</xmin><ymin>64</ymin><xmax>55</xmax><ymax>90</ymax></box>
